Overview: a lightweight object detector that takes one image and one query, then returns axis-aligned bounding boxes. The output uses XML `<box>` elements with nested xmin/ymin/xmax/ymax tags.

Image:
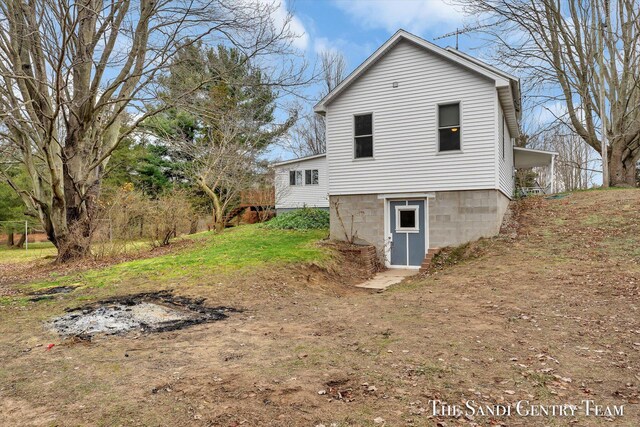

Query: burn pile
<box><xmin>49</xmin><ymin>291</ymin><xmax>239</xmax><ymax>337</ymax></box>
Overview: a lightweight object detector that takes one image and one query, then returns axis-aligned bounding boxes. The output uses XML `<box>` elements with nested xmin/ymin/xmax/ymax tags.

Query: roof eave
<box><xmin>272</xmin><ymin>153</ymin><xmax>327</xmax><ymax>167</ymax></box>
<box><xmin>316</xmin><ymin>29</ymin><xmax>521</xmax><ymax>113</ymax></box>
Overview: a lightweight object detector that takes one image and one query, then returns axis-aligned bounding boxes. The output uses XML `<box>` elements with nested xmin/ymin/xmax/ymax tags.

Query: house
<box><xmin>275</xmin><ymin>30</ymin><xmax>555</xmax><ymax>268</ymax></box>
<box><xmin>273</xmin><ymin>153</ymin><xmax>329</xmax><ymax>213</ymax></box>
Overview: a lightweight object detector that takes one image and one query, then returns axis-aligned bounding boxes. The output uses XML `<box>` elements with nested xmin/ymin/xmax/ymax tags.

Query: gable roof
<box><xmin>313</xmin><ymin>29</ymin><xmax>521</xmax><ymax>137</ymax></box>
<box><xmin>272</xmin><ymin>153</ymin><xmax>326</xmax><ymax>167</ymax></box>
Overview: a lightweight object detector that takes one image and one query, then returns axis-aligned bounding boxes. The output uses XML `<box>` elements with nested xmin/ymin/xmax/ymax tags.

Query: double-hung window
<box><xmin>438</xmin><ymin>103</ymin><xmax>461</xmax><ymax>152</ymax></box>
<box><xmin>502</xmin><ymin>115</ymin><xmax>506</xmax><ymax>160</ymax></box>
<box><xmin>305</xmin><ymin>169</ymin><xmax>319</xmax><ymax>185</ymax></box>
<box><xmin>354</xmin><ymin>114</ymin><xmax>373</xmax><ymax>158</ymax></box>
<box><xmin>289</xmin><ymin>170</ymin><xmax>302</xmax><ymax>186</ymax></box>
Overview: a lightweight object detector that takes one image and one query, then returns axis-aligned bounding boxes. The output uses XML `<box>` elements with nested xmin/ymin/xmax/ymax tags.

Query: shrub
<box><xmin>263</xmin><ymin>208</ymin><xmax>329</xmax><ymax>230</ymax></box>
<box><xmin>94</xmin><ymin>186</ymin><xmax>195</xmax><ymax>254</ymax></box>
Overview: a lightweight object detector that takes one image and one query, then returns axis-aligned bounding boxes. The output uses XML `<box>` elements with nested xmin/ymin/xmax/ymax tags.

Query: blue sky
<box><xmin>269</xmin><ymin>0</ymin><xmax>476</xmax><ymax>160</ymax></box>
<box><xmin>292</xmin><ymin>0</ymin><xmax>474</xmax><ymax>87</ymax></box>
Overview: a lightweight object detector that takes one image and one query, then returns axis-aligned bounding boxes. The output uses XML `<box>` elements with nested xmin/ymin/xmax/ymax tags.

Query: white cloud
<box><xmin>332</xmin><ymin>0</ymin><xmax>464</xmax><ymax>34</ymax></box>
<box><xmin>313</xmin><ymin>37</ymin><xmax>337</xmax><ymax>55</ymax></box>
<box><xmin>260</xmin><ymin>0</ymin><xmax>309</xmax><ymax>50</ymax></box>
<box><xmin>536</xmin><ymin>102</ymin><xmax>568</xmax><ymax>125</ymax></box>
<box><xmin>313</xmin><ymin>36</ymin><xmax>375</xmax><ymax>64</ymax></box>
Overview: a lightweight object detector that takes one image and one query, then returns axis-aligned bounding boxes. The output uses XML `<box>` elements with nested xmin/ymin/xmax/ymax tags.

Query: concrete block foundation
<box><xmin>329</xmin><ymin>190</ymin><xmax>510</xmax><ymax>253</ymax></box>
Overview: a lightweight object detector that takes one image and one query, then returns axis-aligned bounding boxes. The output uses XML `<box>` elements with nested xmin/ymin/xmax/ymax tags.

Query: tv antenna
<box><xmin>434</xmin><ymin>22</ymin><xmax>501</xmax><ymax>49</ymax></box>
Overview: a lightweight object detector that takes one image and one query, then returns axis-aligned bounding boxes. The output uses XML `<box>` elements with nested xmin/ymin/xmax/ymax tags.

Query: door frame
<box><xmin>379</xmin><ymin>193</ymin><xmax>434</xmax><ymax>269</ymax></box>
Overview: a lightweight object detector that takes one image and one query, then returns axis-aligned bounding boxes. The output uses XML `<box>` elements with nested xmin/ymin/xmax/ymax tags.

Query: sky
<box><xmin>292</xmin><ymin>0</ymin><xmax>470</xmax><ymax>67</ymax></box>
<box><xmin>269</xmin><ymin>0</ymin><xmax>485</xmax><ymax>160</ymax></box>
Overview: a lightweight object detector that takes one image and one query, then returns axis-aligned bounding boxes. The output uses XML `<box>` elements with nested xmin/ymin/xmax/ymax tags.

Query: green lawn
<box><xmin>0</xmin><ymin>241</ymin><xmax>57</xmax><ymax>264</ymax></box>
<box><xmin>21</xmin><ymin>225</ymin><xmax>330</xmax><ymax>292</ymax></box>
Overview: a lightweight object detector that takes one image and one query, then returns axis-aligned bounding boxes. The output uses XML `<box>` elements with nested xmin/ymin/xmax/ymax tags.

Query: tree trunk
<box><xmin>48</xmin><ymin>191</ymin><xmax>96</xmax><ymax>263</ymax></box>
<box><xmin>608</xmin><ymin>143</ymin><xmax>637</xmax><ymax>187</ymax></box>
<box><xmin>6</xmin><ymin>232</ymin><xmax>14</xmax><ymax>247</ymax></box>
<box><xmin>196</xmin><ymin>178</ymin><xmax>226</xmax><ymax>232</ymax></box>
<box><xmin>14</xmin><ymin>233</ymin><xmax>26</xmax><ymax>249</ymax></box>
<box><xmin>189</xmin><ymin>219</ymin><xmax>198</xmax><ymax>234</ymax></box>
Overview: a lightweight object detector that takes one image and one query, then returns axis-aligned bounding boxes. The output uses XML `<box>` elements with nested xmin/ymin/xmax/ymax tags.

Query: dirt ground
<box><xmin>0</xmin><ymin>189</ymin><xmax>639</xmax><ymax>426</ymax></box>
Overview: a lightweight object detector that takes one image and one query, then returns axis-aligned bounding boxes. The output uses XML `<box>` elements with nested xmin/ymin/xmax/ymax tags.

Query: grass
<box><xmin>0</xmin><ymin>241</ymin><xmax>57</xmax><ymax>263</ymax></box>
<box><xmin>20</xmin><ymin>224</ymin><xmax>330</xmax><ymax>292</ymax></box>
<box><xmin>0</xmin><ymin>240</ymin><xmax>153</xmax><ymax>264</ymax></box>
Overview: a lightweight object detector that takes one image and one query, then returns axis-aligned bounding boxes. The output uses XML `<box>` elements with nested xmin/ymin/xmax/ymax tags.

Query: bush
<box><xmin>263</xmin><ymin>208</ymin><xmax>329</xmax><ymax>230</ymax></box>
<box><xmin>94</xmin><ymin>185</ymin><xmax>195</xmax><ymax>254</ymax></box>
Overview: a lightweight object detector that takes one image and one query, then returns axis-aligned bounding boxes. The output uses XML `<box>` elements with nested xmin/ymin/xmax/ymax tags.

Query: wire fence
<box><xmin>0</xmin><ymin>220</ymin><xmax>31</xmax><ymax>251</ymax></box>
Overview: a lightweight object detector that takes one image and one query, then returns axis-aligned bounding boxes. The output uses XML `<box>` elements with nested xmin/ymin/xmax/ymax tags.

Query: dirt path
<box><xmin>1</xmin><ymin>189</ymin><xmax>639</xmax><ymax>426</ymax></box>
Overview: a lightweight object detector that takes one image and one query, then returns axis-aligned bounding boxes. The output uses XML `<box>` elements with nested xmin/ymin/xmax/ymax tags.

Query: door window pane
<box><xmin>399</xmin><ymin>209</ymin><xmax>416</xmax><ymax>229</ymax></box>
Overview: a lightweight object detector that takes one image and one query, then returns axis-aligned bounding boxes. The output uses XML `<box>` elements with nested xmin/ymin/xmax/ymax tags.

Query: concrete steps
<box><xmin>419</xmin><ymin>248</ymin><xmax>441</xmax><ymax>273</ymax></box>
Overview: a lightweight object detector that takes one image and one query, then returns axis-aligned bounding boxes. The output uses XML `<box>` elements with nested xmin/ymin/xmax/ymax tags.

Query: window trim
<box><xmin>395</xmin><ymin>205</ymin><xmax>420</xmax><ymax>233</ymax></box>
<box><xmin>353</xmin><ymin>112</ymin><xmax>374</xmax><ymax>160</ymax></box>
<box><xmin>305</xmin><ymin>169</ymin><xmax>319</xmax><ymax>186</ymax></box>
<box><xmin>436</xmin><ymin>101</ymin><xmax>463</xmax><ymax>154</ymax></box>
<box><xmin>289</xmin><ymin>169</ymin><xmax>303</xmax><ymax>186</ymax></box>
<box><xmin>501</xmin><ymin>114</ymin><xmax>506</xmax><ymax>160</ymax></box>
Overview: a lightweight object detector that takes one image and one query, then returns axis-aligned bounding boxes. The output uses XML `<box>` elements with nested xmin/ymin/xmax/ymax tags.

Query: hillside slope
<box><xmin>0</xmin><ymin>189</ymin><xmax>638</xmax><ymax>426</ymax></box>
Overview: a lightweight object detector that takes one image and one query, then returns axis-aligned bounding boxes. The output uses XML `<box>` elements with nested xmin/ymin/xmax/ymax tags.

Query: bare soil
<box><xmin>1</xmin><ymin>189</ymin><xmax>639</xmax><ymax>426</ymax></box>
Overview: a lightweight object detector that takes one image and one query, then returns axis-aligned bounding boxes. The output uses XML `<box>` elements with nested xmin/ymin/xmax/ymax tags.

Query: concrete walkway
<box><xmin>356</xmin><ymin>269</ymin><xmax>418</xmax><ymax>290</ymax></box>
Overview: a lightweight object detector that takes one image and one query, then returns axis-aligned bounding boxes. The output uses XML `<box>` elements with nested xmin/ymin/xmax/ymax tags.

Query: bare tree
<box><xmin>173</xmin><ymin>110</ymin><xmax>285</xmax><ymax>232</ymax></box>
<box><xmin>0</xmin><ymin>0</ymin><xmax>304</xmax><ymax>262</ymax></box>
<box><xmin>319</xmin><ymin>50</ymin><xmax>347</xmax><ymax>98</ymax></box>
<box><xmin>287</xmin><ymin>50</ymin><xmax>346</xmax><ymax>156</ymax></box>
<box><xmin>528</xmin><ymin>125</ymin><xmax>600</xmax><ymax>191</ymax></box>
<box><xmin>460</xmin><ymin>0</ymin><xmax>640</xmax><ymax>187</ymax></box>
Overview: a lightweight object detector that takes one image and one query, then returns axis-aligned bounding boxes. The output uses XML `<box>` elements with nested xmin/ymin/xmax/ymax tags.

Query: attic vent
<box><xmin>392</xmin><ymin>81</ymin><xmax>399</xmax><ymax>88</ymax></box>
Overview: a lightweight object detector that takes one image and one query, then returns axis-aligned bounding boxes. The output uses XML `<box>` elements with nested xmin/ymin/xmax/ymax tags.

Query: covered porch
<box><xmin>514</xmin><ymin>147</ymin><xmax>558</xmax><ymax>196</ymax></box>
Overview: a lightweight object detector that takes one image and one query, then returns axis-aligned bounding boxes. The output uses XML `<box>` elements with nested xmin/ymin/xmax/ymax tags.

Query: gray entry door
<box><xmin>389</xmin><ymin>200</ymin><xmax>426</xmax><ymax>267</ymax></box>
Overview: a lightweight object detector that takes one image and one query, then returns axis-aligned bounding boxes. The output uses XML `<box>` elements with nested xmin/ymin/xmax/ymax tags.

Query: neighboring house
<box><xmin>276</xmin><ymin>30</ymin><xmax>555</xmax><ymax>268</ymax></box>
<box><xmin>273</xmin><ymin>153</ymin><xmax>329</xmax><ymax>213</ymax></box>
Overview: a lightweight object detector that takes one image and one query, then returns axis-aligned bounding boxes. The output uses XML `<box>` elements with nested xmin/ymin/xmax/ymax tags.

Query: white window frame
<box><xmin>305</xmin><ymin>169</ymin><xmax>319</xmax><ymax>185</ymax></box>
<box><xmin>289</xmin><ymin>170</ymin><xmax>303</xmax><ymax>186</ymax></box>
<box><xmin>395</xmin><ymin>205</ymin><xmax>420</xmax><ymax>233</ymax></box>
<box><xmin>502</xmin><ymin>114</ymin><xmax>506</xmax><ymax>160</ymax></box>
<box><xmin>353</xmin><ymin>112</ymin><xmax>374</xmax><ymax>160</ymax></box>
<box><xmin>437</xmin><ymin>101</ymin><xmax>463</xmax><ymax>153</ymax></box>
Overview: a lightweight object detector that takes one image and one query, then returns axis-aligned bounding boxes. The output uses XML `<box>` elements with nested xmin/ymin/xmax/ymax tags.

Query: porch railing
<box><xmin>518</xmin><ymin>185</ymin><xmax>552</xmax><ymax>197</ymax></box>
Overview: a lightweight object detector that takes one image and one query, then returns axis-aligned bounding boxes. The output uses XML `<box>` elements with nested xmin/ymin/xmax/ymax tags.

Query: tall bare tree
<box><xmin>460</xmin><ymin>0</ymin><xmax>640</xmax><ymax>187</ymax></box>
<box><xmin>0</xmin><ymin>0</ymin><xmax>304</xmax><ymax>261</ymax></box>
<box><xmin>288</xmin><ymin>50</ymin><xmax>346</xmax><ymax>156</ymax></box>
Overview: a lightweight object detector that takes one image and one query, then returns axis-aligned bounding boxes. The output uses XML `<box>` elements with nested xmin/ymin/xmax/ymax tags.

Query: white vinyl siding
<box><xmin>275</xmin><ymin>156</ymin><xmax>329</xmax><ymax>209</ymax></box>
<box><xmin>325</xmin><ymin>40</ymin><xmax>499</xmax><ymax>195</ymax></box>
<box><xmin>498</xmin><ymin>102</ymin><xmax>514</xmax><ymax>198</ymax></box>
